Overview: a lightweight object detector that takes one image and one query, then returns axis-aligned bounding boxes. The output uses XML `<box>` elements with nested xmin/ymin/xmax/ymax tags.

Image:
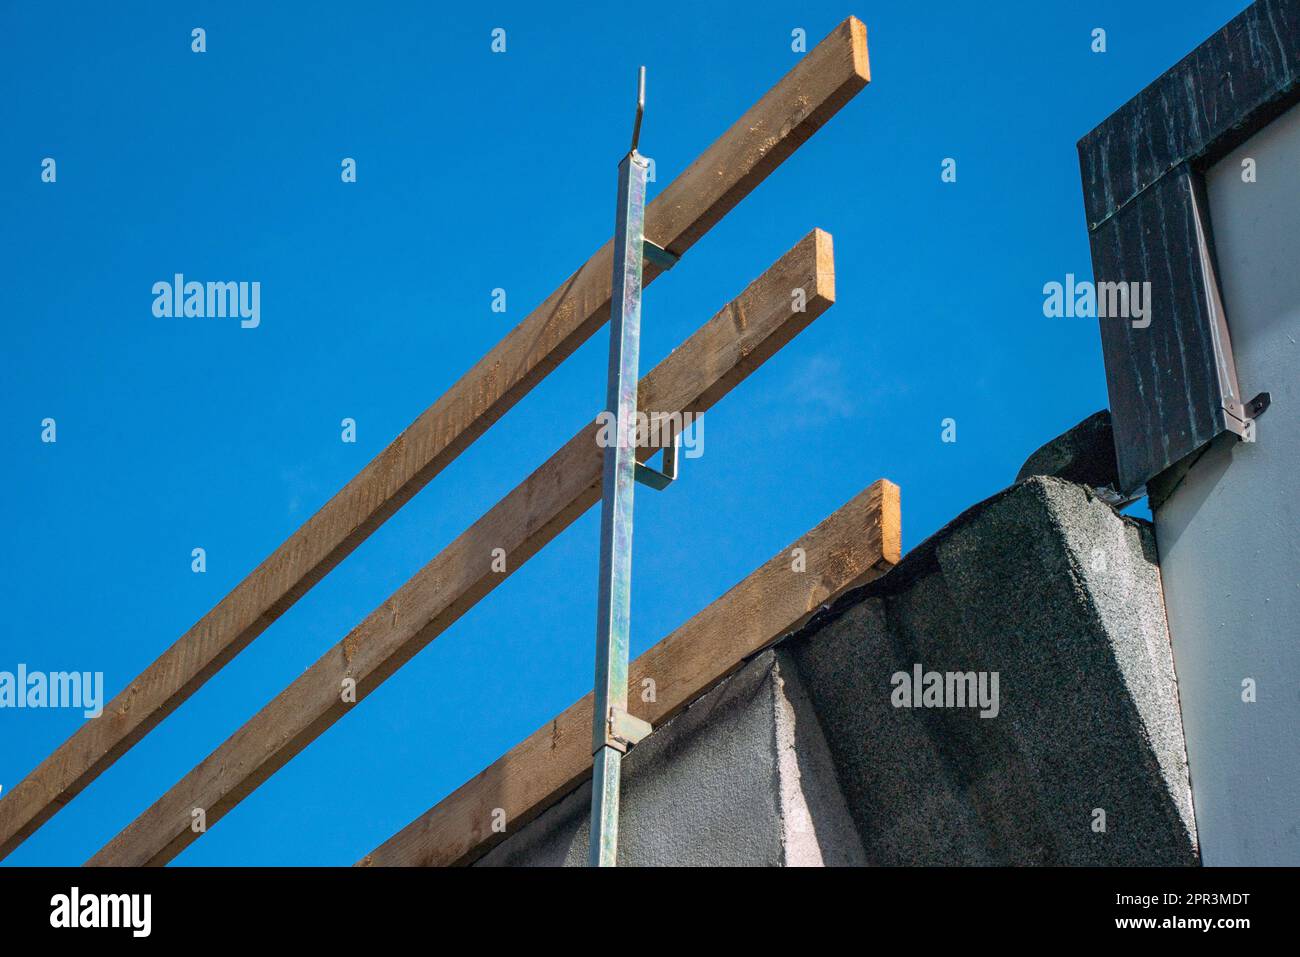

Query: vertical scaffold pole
<box><xmin>590</xmin><ymin>66</ymin><xmax>650</xmax><ymax>868</ymax></box>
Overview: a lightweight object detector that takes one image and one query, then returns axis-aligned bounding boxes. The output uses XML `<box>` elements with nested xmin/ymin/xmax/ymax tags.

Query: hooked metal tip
<box><xmin>630</xmin><ymin>66</ymin><xmax>645</xmax><ymax>153</ymax></box>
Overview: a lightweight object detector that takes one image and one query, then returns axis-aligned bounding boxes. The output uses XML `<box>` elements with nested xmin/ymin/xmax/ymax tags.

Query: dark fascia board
<box><xmin>1076</xmin><ymin>0</ymin><xmax>1300</xmax><ymax>494</ymax></box>
<box><xmin>1079</xmin><ymin>0</ymin><xmax>1300</xmax><ymax>232</ymax></box>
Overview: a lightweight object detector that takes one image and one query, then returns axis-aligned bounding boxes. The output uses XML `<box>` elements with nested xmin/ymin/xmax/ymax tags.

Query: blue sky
<box><xmin>1</xmin><ymin>1</ymin><xmax>1247</xmax><ymax>865</ymax></box>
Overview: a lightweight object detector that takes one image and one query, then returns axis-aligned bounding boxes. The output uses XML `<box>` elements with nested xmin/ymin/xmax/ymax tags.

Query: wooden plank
<box><xmin>360</xmin><ymin>478</ymin><xmax>900</xmax><ymax>867</ymax></box>
<box><xmin>88</xmin><ymin>229</ymin><xmax>840</xmax><ymax>866</ymax></box>
<box><xmin>0</xmin><ymin>18</ymin><xmax>870</xmax><ymax>860</ymax></box>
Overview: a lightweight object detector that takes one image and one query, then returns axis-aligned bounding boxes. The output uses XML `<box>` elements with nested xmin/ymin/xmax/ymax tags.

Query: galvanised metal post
<box><xmin>590</xmin><ymin>67</ymin><xmax>650</xmax><ymax>868</ymax></box>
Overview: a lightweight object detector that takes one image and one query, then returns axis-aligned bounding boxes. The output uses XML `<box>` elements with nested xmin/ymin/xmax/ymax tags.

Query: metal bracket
<box><xmin>642</xmin><ymin>239</ymin><xmax>679</xmax><ymax>271</ymax></box>
<box><xmin>603</xmin><ymin>706</ymin><xmax>652</xmax><ymax>753</ymax></box>
<box><xmin>1224</xmin><ymin>391</ymin><xmax>1271</xmax><ymax>438</ymax></box>
<box><xmin>634</xmin><ymin>430</ymin><xmax>679</xmax><ymax>490</ymax></box>
<box><xmin>1094</xmin><ymin>483</ymin><xmax>1146</xmax><ymax>509</ymax></box>
<box><xmin>1244</xmin><ymin>391</ymin><xmax>1271</xmax><ymax>419</ymax></box>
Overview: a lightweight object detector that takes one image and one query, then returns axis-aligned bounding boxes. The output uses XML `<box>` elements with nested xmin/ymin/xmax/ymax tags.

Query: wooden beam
<box><xmin>360</xmin><ymin>478</ymin><xmax>899</xmax><ymax>867</ymax></box>
<box><xmin>88</xmin><ymin>229</ymin><xmax>840</xmax><ymax>866</ymax></box>
<box><xmin>0</xmin><ymin>19</ymin><xmax>869</xmax><ymax>860</ymax></box>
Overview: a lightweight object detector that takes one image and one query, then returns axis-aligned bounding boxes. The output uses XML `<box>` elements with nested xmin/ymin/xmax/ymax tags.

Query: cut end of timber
<box><xmin>846</xmin><ymin>16</ymin><xmax>871</xmax><ymax>85</ymax></box>
<box><xmin>811</xmin><ymin>228</ymin><xmax>835</xmax><ymax>307</ymax></box>
<box><xmin>877</xmin><ymin>478</ymin><xmax>902</xmax><ymax>567</ymax></box>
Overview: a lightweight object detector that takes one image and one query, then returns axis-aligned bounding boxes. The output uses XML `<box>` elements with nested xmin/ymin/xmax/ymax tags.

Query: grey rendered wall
<box><xmin>1152</xmin><ymin>102</ymin><xmax>1300</xmax><ymax>865</ymax></box>
<box><xmin>788</xmin><ymin>477</ymin><xmax>1196</xmax><ymax>865</ymax></box>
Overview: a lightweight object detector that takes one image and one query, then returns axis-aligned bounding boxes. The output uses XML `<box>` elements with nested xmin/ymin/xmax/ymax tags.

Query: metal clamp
<box><xmin>602</xmin><ymin>706</ymin><xmax>652</xmax><ymax>754</ymax></box>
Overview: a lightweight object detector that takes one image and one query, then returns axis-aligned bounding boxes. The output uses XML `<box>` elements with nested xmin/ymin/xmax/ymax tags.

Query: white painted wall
<box><xmin>1154</xmin><ymin>101</ymin><xmax>1300</xmax><ymax>865</ymax></box>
